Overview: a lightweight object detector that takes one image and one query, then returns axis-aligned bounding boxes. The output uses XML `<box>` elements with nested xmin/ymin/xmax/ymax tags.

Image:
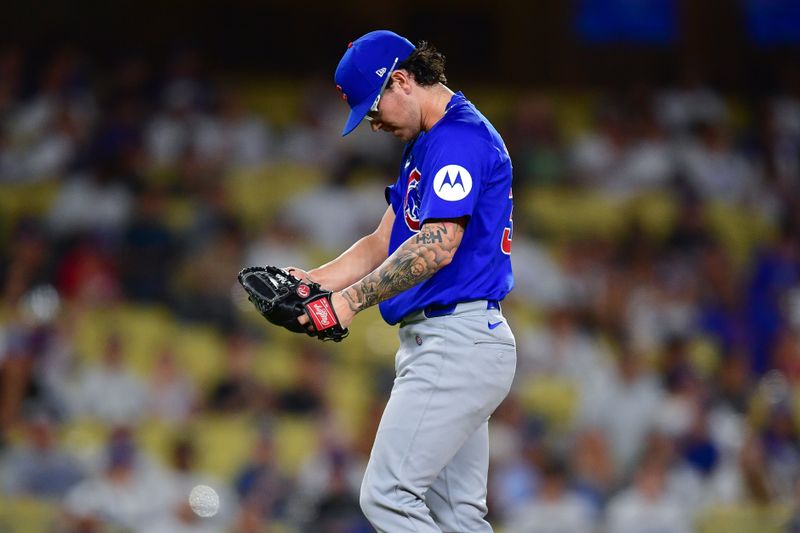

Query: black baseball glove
<box><xmin>237</xmin><ymin>266</ymin><xmax>349</xmax><ymax>342</ymax></box>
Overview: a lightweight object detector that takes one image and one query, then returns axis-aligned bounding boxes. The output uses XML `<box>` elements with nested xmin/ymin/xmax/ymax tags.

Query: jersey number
<box><xmin>501</xmin><ymin>188</ymin><xmax>513</xmax><ymax>255</ymax></box>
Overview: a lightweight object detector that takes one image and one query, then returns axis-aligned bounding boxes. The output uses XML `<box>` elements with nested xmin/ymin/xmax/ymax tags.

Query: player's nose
<box><xmin>370</xmin><ymin>120</ymin><xmax>382</xmax><ymax>133</ymax></box>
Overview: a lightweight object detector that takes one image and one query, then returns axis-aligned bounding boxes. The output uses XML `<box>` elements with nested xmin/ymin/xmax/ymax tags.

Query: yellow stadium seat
<box><xmin>224</xmin><ymin>163</ymin><xmax>325</xmax><ymax>227</ymax></box>
<box><xmin>325</xmin><ymin>306</ymin><xmax>397</xmax><ymax>366</ymax></box>
<box><xmin>522</xmin><ymin>187</ymin><xmax>627</xmax><ymax>241</ymax></box>
<box><xmin>59</xmin><ymin>418</ymin><xmax>108</xmax><ymax>462</ymax></box>
<box><xmin>172</xmin><ymin>325</ymin><xmax>226</xmax><ymax>390</ymax></box>
<box><xmin>327</xmin><ymin>365</ymin><xmax>372</xmax><ymax>440</ymax></box>
<box><xmin>627</xmin><ymin>192</ymin><xmax>678</xmax><ymax>241</ymax></box>
<box><xmin>705</xmin><ymin>202</ymin><xmax>773</xmax><ymax>270</ymax></box>
<box><xmin>517</xmin><ymin>375</ymin><xmax>578</xmax><ymax>432</ymax></box>
<box><xmin>72</xmin><ymin>303</ymin><xmax>180</xmax><ymax>379</ymax></box>
<box><xmin>252</xmin><ymin>340</ymin><xmax>299</xmax><ymax>389</ymax></box>
<box><xmin>163</xmin><ymin>197</ymin><xmax>199</xmax><ymax>233</ymax></box>
<box><xmin>0</xmin><ymin>497</ymin><xmax>59</xmax><ymax>533</ymax></box>
<box><xmin>273</xmin><ymin>415</ymin><xmax>320</xmax><ymax>476</ymax></box>
<box><xmin>553</xmin><ymin>92</ymin><xmax>597</xmax><ymax>141</ymax></box>
<box><xmin>73</xmin><ymin>306</ymin><xmax>117</xmax><ymax>364</ymax></box>
<box><xmin>688</xmin><ymin>336</ymin><xmax>722</xmax><ymax>379</ymax></box>
<box><xmin>695</xmin><ymin>503</ymin><xmax>791</xmax><ymax>533</ymax></box>
<box><xmin>0</xmin><ymin>181</ymin><xmax>59</xmax><ymax>234</ymax></box>
<box><xmin>238</xmin><ymin>80</ymin><xmax>303</xmax><ymax>128</ymax></box>
<box><xmin>190</xmin><ymin>414</ymin><xmax>259</xmax><ymax>481</ymax></box>
<box><xmin>137</xmin><ymin>418</ymin><xmax>178</xmax><ymax>468</ymax></box>
<box><xmin>112</xmin><ymin>304</ymin><xmax>176</xmax><ymax>377</ymax></box>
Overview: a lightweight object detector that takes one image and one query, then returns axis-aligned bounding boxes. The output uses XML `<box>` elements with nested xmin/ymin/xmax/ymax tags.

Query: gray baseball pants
<box><xmin>360</xmin><ymin>300</ymin><xmax>517</xmax><ymax>533</ymax></box>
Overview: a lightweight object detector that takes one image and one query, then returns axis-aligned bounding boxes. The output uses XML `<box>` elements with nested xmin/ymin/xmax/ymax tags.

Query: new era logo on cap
<box><xmin>334</xmin><ymin>30</ymin><xmax>416</xmax><ymax>136</ymax></box>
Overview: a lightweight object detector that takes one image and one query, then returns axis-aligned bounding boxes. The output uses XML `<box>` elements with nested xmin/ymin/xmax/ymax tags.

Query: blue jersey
<box><xmin>379</xmin><ymin>92</ymin><xmax>514</xmax><ymax>325</ymax></box>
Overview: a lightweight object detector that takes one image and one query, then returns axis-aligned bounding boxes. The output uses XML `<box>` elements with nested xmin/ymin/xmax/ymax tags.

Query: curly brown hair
<box><xmin>392</xmin><ymin>41</ymin><xmax>447</xmax><ymax>87</ymax></box>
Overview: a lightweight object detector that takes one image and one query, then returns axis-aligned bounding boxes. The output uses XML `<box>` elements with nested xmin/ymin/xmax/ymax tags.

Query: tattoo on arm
<box><xmin>342</xmin><ymin>221</ymin><xmax>464</xmax><ymax>313</ymax></box>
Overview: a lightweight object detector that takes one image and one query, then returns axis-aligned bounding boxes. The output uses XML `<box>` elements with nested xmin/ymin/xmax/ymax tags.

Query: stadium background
<box><xmin>1</xmin><ymin>0</ymin><xmax>800</xmax><ymax>531</ymax></box>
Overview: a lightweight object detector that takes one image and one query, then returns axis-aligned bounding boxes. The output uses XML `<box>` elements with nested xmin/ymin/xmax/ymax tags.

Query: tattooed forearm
<box><xmin>342</xmin><ymin>221</ymin><xmax>464</xmax><ymax>313</ymax></box>
<box><xmin>415</xmin><ymin>225</ymin><xmax>446</xmax><ymax>244</ymax></box>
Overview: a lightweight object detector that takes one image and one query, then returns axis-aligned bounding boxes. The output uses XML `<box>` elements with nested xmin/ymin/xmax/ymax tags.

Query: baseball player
<box><xmin>292</xmin><ymin>30</ymin><xmax>516</xmax><ymax>532</ymax></box>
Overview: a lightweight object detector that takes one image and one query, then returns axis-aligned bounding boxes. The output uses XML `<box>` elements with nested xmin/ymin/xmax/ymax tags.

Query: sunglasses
<box><xmin>364</xmin><ymin>56</ymin><xmax>399</xmax><ymax>123</ymax></box>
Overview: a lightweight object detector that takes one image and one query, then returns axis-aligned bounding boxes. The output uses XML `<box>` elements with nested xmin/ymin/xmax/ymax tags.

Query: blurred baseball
<box><xmin>189</xmin><ymin>484</ymin><xmax>220</xmax><ymax>517</ymax></box>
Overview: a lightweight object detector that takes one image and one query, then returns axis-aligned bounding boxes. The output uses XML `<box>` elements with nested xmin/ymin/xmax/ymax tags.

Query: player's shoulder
<box><xmin>428</xmin><ymin>104</ymin><xmax>496</xmax><ymax>150</ymax></box>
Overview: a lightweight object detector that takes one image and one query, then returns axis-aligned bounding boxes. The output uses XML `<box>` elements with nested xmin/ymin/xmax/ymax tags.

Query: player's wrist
<box><xmin>341</xmin><ymin>287</ymin><xmax>366</xmax><ymax>314</ymax></box>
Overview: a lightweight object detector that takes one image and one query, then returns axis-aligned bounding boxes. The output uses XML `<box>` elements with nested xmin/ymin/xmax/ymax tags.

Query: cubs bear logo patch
<box><xmin>404</xmin><ymin>168</ymin><xmax>422</xmax><ymax>231</ymax></box>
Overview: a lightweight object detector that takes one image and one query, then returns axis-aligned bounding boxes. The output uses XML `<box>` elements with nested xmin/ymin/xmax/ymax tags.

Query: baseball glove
<box><xmin>237</xmin><ymin>266</ymin><xmax>349</xmax><ymax>342</ymax></box>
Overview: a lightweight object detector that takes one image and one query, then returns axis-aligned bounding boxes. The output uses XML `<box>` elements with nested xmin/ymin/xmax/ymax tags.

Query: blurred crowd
<box><xmin>1</xmin><ymin>44</ymin><xmax>800</xmax><ymax>533</ymax></box>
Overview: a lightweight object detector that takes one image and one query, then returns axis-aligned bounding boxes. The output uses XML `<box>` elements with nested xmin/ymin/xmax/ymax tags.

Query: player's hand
<box><xmin>297</xmin><ymin>291</ymin><xmax>355</xmax><ymax>332</ymax></box>
<box><xmin>330</xmin><ymin>291</ymin><xmax>356</xmax><ymax>329</ymax></box>
<box><xmin>285</xmin><ymin>266</ymin><xmax>312</xmax><ymax>283</ymax></box>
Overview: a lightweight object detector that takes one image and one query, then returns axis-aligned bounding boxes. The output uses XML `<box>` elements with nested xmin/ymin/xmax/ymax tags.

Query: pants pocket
<box><xmin>474</xmin><ymin>339</ymin><xmax>515</xmax><ymax>347</ymax></box>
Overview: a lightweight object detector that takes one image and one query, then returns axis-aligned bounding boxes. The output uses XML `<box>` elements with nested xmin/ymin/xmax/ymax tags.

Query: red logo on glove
<box><xmin>307</xmin><ymin>297</ymin><xmax>336</xmax><ymax>331</ymax></box>
<box><xmin>297</xmin><ymin>284</ymin><xmax>311</xmax><ymax>298</ymax></box>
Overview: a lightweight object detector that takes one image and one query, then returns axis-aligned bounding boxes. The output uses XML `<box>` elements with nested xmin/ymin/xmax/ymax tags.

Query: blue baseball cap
<box><xmin>335</xmin><ymin>30</ymin><xmax>416</xmax><ymax>136</ymax></box>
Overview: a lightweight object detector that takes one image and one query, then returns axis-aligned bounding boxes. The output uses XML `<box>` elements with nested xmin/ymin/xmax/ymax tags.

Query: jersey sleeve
<box><xmin>418</xmin><ymin>127</ymin><xmax>492</xmax><ymax>223</ymax></box>
<box><xmin>385</xmin><ymin>180</ymin><xmax>402</xmax><ymax>212</ymax></box>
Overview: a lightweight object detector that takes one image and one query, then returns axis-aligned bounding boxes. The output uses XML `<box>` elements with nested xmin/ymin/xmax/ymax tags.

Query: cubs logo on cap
<box><xmin>334</xmin><ymin>30</ymin><xmax>416</xmax><ymax>136</ymax></box>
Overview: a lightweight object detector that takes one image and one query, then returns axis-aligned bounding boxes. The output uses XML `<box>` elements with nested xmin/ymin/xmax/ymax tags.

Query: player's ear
<box><xmin>393</xmin><ymin>70</ymin><xmax>414</xmax><ymax>94</ymax></box>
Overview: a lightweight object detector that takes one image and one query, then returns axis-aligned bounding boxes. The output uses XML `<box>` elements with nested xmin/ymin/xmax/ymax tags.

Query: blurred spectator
<box><xmin>597</xmin><ymin>346</ymin><xmax>663</xmax><ymax>476</ymax></box>
<box><xmin>303</xmin><ymin>449</ymin><xmax>369</xmax><ymax>533</ymax></box>
<box><xmin>505</xmin><ymin>93</ymin><xmax>566</xmax><ymax>187</ymax></box>
<box><xmin>47</xmin><ymin>162</ymin><xmax>134</xmax><ymax>238</ymax></box>
<box><xmin>0</xmin><ymin>288</ymin><xmax>66</xmax><ymax>431</ymax></box>
<box><xmin>678</xmin><ymin>121</ymin><xmax>759</xmax><ymax>205</ymax></box>
<box><xmin>283</xmin><ymin>171</ymin><xmax>390</xmax><ymax>253</ymax></box>
<box><xmin>120</xmin><ymin>186</ymin><xmax>175</xmax><ymax>302</ymax></box>
<box><xmin>145</xmin><ymin>46</ymin><xmax>210</xmax><ymax>169</ymax></box>
<box><xmin>193</xmin><ymin>87</ymin><xmax>274</xmax><ymax>169</ymax></box>
<box><xmin>171</xmin><ymin>216</ymin><xmax>243</xmax><ymax>330</ymax></box>
<box><xmin>571</xmin><ymin>94</ymin><xmax>675</xmax><ymax>197</ymax></box>
<box><xmin>739</xmin><ymin>429</ymin><xmax>772</xmax><ymax>504</ymax></box>
<box><xmin>616</xmin><ymin>101</ymin><xmax>675</xmax><ymax>195</ymax></box>
<box><xmin>1</xmin><ymin>220</ymin><xmax>50</xmax><ymax>307</ymax></box>
<box><xmin>146</xmin><ymin>348</ymin><xmax>197</xmax><ymax>423</ymax></box>
<box><xmin>715</xmin><ymin>354</ymin><xmax>753</xmax><ymax>415</ymax></box>
<box><xmin>3</xmin><ymin>47</ymin><xmax>95</xmax><ymax>183</ymax></box>
<box><xmin>0</xmin><ymin>290</ymin><xmax>74</xmax><ymax>425</ymax></box>
<box><xmin>570</xmin><ymin>100</ymin><xmax>631</xmax><ymax>192</ymax></box>
<box><xmin>505</xmin><ymin>456</ymin><xmax>595</xmax><ymax>533</ymax></box>
<box><xmin>508</xmin><ymin>237</ymin><xmax>570</xmax><ymax>308</ymax></box>
<box><xmin>570</xmin><ymin>428</ymin><xmax>614</xmax><ymax>511</ymax></box>
<box><xmin>69</xmin><ymin>333</ymin><xmax>147</xmax><ymax>425</ymax></box>
<box><xmin>0</xmin><ymin>412</ymin><xmax>84</xmax><ymax>498</ymax></box>
<box><xmin>291</xmin><ymin>427</ymin><xmax>368</xmax><ymax>532</ymax></box>
<box><xmin>206</xmin><ymin>333</ymin><xmax>267</xmax><ymax>413</ymax></box>
<box><xmin>655</xmin><ymin>66</ymin><xmax>727</xmax><ymax>135</ymax></box>
<box><xmin>516</xmin><ymin>305</ymin><xmax>615</xmax><ymax>427</ymax></box>
<box><xmin>654</xmin><ymin>340</ymin><xmax>701</xmax><ymax>439</ymax></box>
<box><xmin>745</xmin><ymin>213</ymin><xmax>800</xmax><ymax>374</ymax></box>
<box><xmin>234</xmin><ymin>431</ymin><xmax>291</xmax><ymax>525</ymax></box>
<box><xmin>280</xmin><ymin>81</ymin><xmax>344</xmax><ymax>168</ymax></box>
<box><xmin>148</xmin><ymin>437</ymin><xmax>236</xmax><ymax>533</ymax></box>
<box><xmin>276</xmin><ymin>345</ymin><xmax>329</xmax><ymax>417</ymax></box>
<box><xmin>55</xmin><ymin>234</ymin><xmax>121</xmax><ymax>304</ymax></box>
<box><xmin>760</xmin><ymin>400</ymin><xmax>800</xmax><ymax>502</ymax></box>
<box><xmin>63</xmin><ymin>426</ymin><xmax>172</xmax><ymax>532</ymax></box>
<box><xmin>244</xmin><ymin>215</ymin><xmax>313</xmax><ymax>272</ymax></box>
<box><xmin>487</xmin><ymin>398</ymin><xmax>541</xmax><ymax>522</ymax></box>
<box><xmin>605</xmin><ymin>457</ymin><xmax>692</xmax><ymax>533</ymax></box>
<box><xmin>697</xmin><ymin>243</ymin><xmax>751</xmax><ymax>360</ymax></box>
